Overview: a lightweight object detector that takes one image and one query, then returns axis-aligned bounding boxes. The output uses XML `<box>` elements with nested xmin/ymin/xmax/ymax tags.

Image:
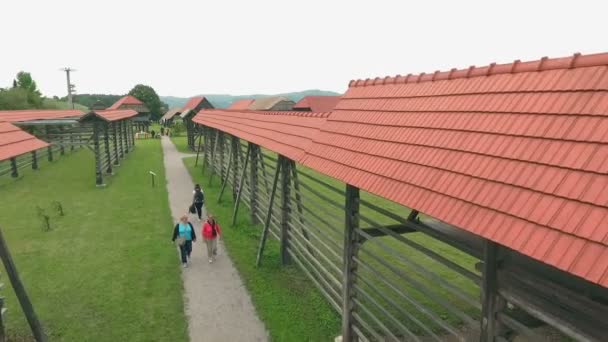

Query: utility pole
<box><xmin>60</xmin><ymin>68</ymin><xmax>76</xmax><ymax>109</ymax></box>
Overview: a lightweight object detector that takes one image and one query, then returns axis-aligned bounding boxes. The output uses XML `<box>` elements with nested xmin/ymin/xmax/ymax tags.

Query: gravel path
<box><xmin>161</xmin><ymin>136</ymin><xmax>268</xmax><ymax>342</ymax></box>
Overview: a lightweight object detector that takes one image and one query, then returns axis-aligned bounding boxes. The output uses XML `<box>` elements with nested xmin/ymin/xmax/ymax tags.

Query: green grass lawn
<box><xmin>0</xmin><ymin>140</ymin><xmax>187</xmax><ymax>341</ymax></box>
<box><xmin>170</xmin><ymin>136</ymin><xmax>192</xmax><ymax>154</ymax></box>
<box><xmin>182</xmin><ymin>156</ymin><xmax>342</xmax><ymax>342</ymax></box>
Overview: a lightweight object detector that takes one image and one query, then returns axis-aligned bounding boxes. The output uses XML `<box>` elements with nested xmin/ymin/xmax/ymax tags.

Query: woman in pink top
<box><xmin>202</xmin><ymin>215</ymin><xmax>222</xmax><ymax>263</ymax></box>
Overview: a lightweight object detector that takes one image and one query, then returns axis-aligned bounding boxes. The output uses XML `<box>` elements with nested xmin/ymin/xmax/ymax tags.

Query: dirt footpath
<box><xmin>161</xmin><ymin>136</ymin><xmax>268</xmax><ymax>342</ymax></box>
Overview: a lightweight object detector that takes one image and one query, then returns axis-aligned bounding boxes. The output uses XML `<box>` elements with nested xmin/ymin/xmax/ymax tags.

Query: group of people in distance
<box><xmin>171</xmin><ymin>184</ymin><xmax>222</xmax><ymax>267</ymax></box>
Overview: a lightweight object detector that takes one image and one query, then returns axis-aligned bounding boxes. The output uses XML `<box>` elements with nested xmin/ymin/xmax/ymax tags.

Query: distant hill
<box><xmin>161</xmin><ymin>89</ymin><xmax>341</xmax><ymax>109</ymax></box>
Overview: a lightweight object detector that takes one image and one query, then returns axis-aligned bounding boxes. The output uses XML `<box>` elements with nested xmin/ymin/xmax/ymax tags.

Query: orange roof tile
<box><xmin>79</xmin><ymin>110</ymin><xmax>139</xmax><ymax>122</ymax></box>
<box><xmin>298</xmin><ymin>52</ymin><xmax>608</xmax><ymax>287</ymax></box>
<box><xmin>193</xmin><ymin>109</ymin><xmax>329</xmax><ymax>161</ymax></box>
<box><xmin>0</xmin><ymin>110</ymin><xmax>84</xmax><ymax>123</ymax></box>
<box><xmin>108</xmin><ymin>95</ymin><xmax>143</xmax><ymax>110</ymax></box>
<box><xmin>227</xmin><ymin>99</ymin><xmax>255</xmax><ymax>110</ymax></box>
<box><xmin>293</xmin><ymin>96</ymin><xmax>341</xmax><ymax>112</ymax></box>
<box><xmin>0</xmin><ymin>122</ymin><xmax>49</xmax><ymax>161</ymax></box>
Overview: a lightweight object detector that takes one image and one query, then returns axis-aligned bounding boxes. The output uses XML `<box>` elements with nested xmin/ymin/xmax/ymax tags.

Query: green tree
<box><xmin>0</xmin><ymin>88</ymin><xmax>31</xmax><ymax>110</ymax></box>
<box><xmin>14</xmin><ymin>71</ymin><xmax>42</xmax><ymax>108</ymax></box>
<box><xmin>128</xmin><ymin>84</ymin><xmax>165</xmax><ymax>120</ymax></box>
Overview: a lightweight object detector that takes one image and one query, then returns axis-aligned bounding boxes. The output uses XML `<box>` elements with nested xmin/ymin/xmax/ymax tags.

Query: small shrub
<box><xmin>36</xmin><ymin>206</ymin><xmax>52</xmax><ymax>232</ymax></box>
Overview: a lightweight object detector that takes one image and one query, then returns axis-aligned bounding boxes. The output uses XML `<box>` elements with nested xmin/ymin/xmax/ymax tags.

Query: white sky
<box><xmin>1</xmin><ymin>0</ymin><xmax>607</xmax><ymax>98</ymax></box>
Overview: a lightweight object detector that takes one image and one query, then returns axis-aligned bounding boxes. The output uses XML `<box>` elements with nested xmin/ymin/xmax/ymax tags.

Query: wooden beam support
<box><xmin>194</xmin><ymin>127</ymin><xmax>203</xmax><ymax>166</ymax></box>
<box><xmin>256</xmin><ymin>156</ymin><xmax>282</xmax><ymax>267</ymax></box>
<box><xmin>31</xmin><ymin>151</ymin><xmax>38</xmax><ymax>170</ymax></box>
<box><xmin>112</xmin><ymin>122</ymin><xmax>120</xmax><ymax>165</ymax></box>
<box><xmin>359</xmin><ymin>224</ymin><xmax>416</xmax><ymax>242</ymax></box>
<box><xmin>46</xmin><ymin>126</ymin><xmax>53</xmax><ymax>162</ymax></box>
<box><xmin>208</xmin><ymin>130</ymin><xmax>220</xmax><ymax>185</ymax></box>
<box><xmin>217</xmin><ymin>136</ymin><xmax>234</xmax><ymax>203</ymax></box>
<box><xmin>249</xmin><ymin>143</ymin><xmax>260</xmax><ymax>224</ymax></box>
<box><xmin>93</xmin><ymin>122</ymin><xmax>103</xmax><ymax>186</ymax></box>
<box><xmin>481</xmin><ymin>240</ymin><xmax>501</xmax><ymax>341</ymax></box>
<box><xmin>232</xmin><ymin>137</ymin><xmax>240</xmax><ymax>201</ymax></box>
<box><xmin>280</xmin><ymin>156</ymin><xmax>291</xmax><ymax>266</ymax></box>
<box><xmin>0</xmin><ymin>226</ymin><xmax>47</xmax><ymax>342</ymax></box>
<box><xmin>103</xmin><ymin>123</ymin><xmax>112</xmax><ymax>174</ymax></box>
<box><xmin>122</xmin><ymin>121</ymin><xmax>129</xmax><ymax>155</ymax></box>
<box><xmin>10</xmin><ymin>158</ymin><xmax>18</xmax><ymax>178</ymax></box>
<box><xmin>342</xmin><ymin>184</ymin><xmax>360</xmax><ymax>342</ymax></box>
<box><xmin>232</xmin><ymin>143</ymin><xmax>251</xmax><ymax>226</ymax></box>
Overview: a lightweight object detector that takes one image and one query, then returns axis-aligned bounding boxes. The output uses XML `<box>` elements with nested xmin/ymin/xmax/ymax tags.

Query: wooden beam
<box><xmin>93</xmin><ymin>122</ymin><xmax>103</xmax><ymax>186</ymax></box>
<box><xmin>342</xmin><ymin>184</ymin><xmax>360</xmax><ymax>342</ymax></box>
<box><xmin>208</xmin><ymin>130</ymin><xmax>220</xmax><ymax>185</ymax></box>
<box><xmin>481</xmin><ymin>240</ymin><xmax>501</xmax><ymax>341</ymax></box>
<box><xmin>31</xmin><ymin>151</ymin><xmax>38</xmax><ymax>170</ymax></box>
<box><xmin>103</xmin><ymin>124</ymin><xmax>112</xmax><ymax>174</ymax></box>
<box><xmin>280</xmin><ymin>157</ymin><xmax>291</xmax><ymax>265</ymax></box>
<box><xmin>112</xmin><ymin>122</ymin><xmax>120</xmax><ymax>165</ymax></box>
<box><xmin>359</xmin><ymin>224</ymin><xmax>416</xmax><ymax>241</ymax></box>
<box><xmin>256</xmin><ymin>157</ymin><xmax>282</xmax><ymax>267</ymax></box>
<box><xmin>194</xmin><ymin>128</ymin><xmax>203</xmax><ymax>166</ymax></box>
<box><xmin>0</xmin><ymin>226</ymin><xmax>47</xmax><ymax>342</ymax></box>
<box><xmin>232</xmin><ymin>143</ymin><xmax>251</xmax><ymax>226</ymax></box>
<box><xmin>232</xmin><ymin>137</ymin><xmax>240</xmax><ymax>201</ymax></box>
<box><xmin>10</xmin><ymin>158</ymin><xmax>18</xmax><ymax>178</ymax></box>
<box><xmin>217</xmin><ymin>136</ymin><xmax>234</xmax><ymax>203</ymax></box>
<box><xmin>249</xmin><ymin>143</ymin><xmax>260</xmax><ymax>224</ymax></box>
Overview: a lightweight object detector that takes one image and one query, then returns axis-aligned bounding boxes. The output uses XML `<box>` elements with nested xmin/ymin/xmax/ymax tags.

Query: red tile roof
<box><xmin>298</xmin><ymin>52</ymin><xmax>608</xmax><ymax>287</ymax></box>
<box><xmin>182</xmin><ymin>96</ymin><xmax>213</xmax><ymax>111</ymax></box>
<box><xmin>79</xmin><ymin>110</ymin><xmax>139</xmax><ymax>122</ymax></box>
<box><xmin>192</xmin><ymin>110</ymin><xmax>329</xmax><ymax>161</ymax></box>
<box><xmin>0</xmin><ymin>122</ymin><xmax>49</xmax><ymax>161</ymax></box>
<box><xmin>293</xmin><ymin>96</ymin><xmax>341</xmax><ymax>112</ymax></box>
<box><xmin>228</xmin><ymin>99</ymin><xmax>255</xmax><ymax>110</ymax></box>
<box><xmin>0</xmin><ymin>110</ymin><xmax>84</xmax><ymax>123</ymax></box>
<box><xmin>108</xmin><ymin>95</ymin><xmax>143</xmax><ymax>110</ymax></box>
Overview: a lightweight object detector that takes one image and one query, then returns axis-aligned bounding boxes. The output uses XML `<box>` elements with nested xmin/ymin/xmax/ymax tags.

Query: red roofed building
<box><xmin>293</xmin><ymin>95</ymin><xmax>341</xmax><ymax>112</ymax></box>
<box><xmin>0</xmin><ymin>122</ymin><xmax>49</xmax><ymax>175</ymax></box>
<box><xmin>180</xmin><ymin>96</ymin><xmax>214</xmax><ymax>150</ymax></box>
<box><xmin>227</xmin><ymin>99</ymin><xmax>255</xmax><ymax>110</ymax></box>
<box><xmin>108</xmin><ymin>96</ymin><xmax>150</xmax><ymax>132</ymax></box>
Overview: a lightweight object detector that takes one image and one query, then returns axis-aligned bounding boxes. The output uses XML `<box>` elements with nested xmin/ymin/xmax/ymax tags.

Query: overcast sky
<box><xmin>1</xmin><ymin>0</ymin><xmax>606</xmax><ymax>98</ymax></box>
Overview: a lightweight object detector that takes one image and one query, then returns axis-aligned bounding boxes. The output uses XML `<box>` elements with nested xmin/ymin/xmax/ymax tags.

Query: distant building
<box><xmin>293</xmin><ymin>96</ymin><xmax>341</xmax><ymax>112</ymax></box>
<box><xmin>181</xmin><ymin>96</ymin><xmax>214</xmax><ymax>150</ymax></box>
<box><xmin>160</xmin><ymin>108</ymin><xmax>182</xmax><ymax>126</ymax></box>
<box><xmin>249</xmin><ymin>96</ymin><xmax>295</xmax><ymax>111</ymax></box>
<box><xmin>108</xmin><ymin>95</ymin><xmax>150</xmax><ymax>131</ymax></box>
<box><xmin>227</xmin><ymin>99</ymin><xmax>255</xmax><ymax>110</ymax></box>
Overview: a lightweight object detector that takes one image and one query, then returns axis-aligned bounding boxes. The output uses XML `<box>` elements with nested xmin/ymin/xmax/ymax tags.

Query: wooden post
<box><xmin>31</xmin><ymin>151</ymin><xmax>38</xmax><ymax>170</ymax></box>
<box><xmin>93</xmin><ymin>122</ymin><xmax>103</xmax><ymax>186</ymax></box>
<box><xmin>481</xmin><ymin>240</ymin><xmax>501</xmax><ymax>341</ymax></box>
<box><xmin>130</xmin><ymin>120</ymin><xmax>135</xmax><ymax>149</ymax></box>
<box><xmin>231</xmin><ymin>136</ymin><xmax>240</xmax><ymax>201</ymax></box>
<box><xmin>122</xmin><ymin>121</ymin><xmax>129</xmax><ymax>155</ymax></box>
<box><xmin>194</xmin><ymin>128</ymin><xmax>203</xmax><ymax>166</ymax></box>
<box><xmin>202</xmin><ymin>127</ymin><xmax>209</xmax><ymax>173</ymax></box>
<box><xmin>280</xmin><ymin>157</ymin><xmax>291</xmax><ymax>265</ymax></box>
<box><xmin>45</xmin><ymin>126</ymin><xmax>53</xmax><ymax>162</ymax></box>
<box><xmin>112</xmin><ymin>122</ymin><xmax>120</xmax><ymax>165</ymax></box>
<box><xmin>217</xmin><ymin>132</ymin><xmax>225</xmax><ymax>182</ymax></box>
<box><xmin>70</xmin><ymin>131</ymin><xmax>75</xmax><ymax>152</ymax></box>
<box><xmin>217</xmin><ymin>137</ymin><xmax>234</xmax><ymax>203</ymax></box>
<box><xmin>290</xmin><ymin>161</ymin><xmax>313</xmax><ymax>255</ymax></box>
<box><xmin>249</xmin><ymin>143</ymin><xmax>260</xmax><ymax>224</ymax></box>
<box><xmin>256</xmin><ymin>157</ymin><xmax>282</xmax><ymax>267</ymax></box>
<box><xmin>0</xmin><ymin>226</ymin><xmax>47</xmax><ymax>342</ymax></box>
<box><xmin>59</xmin><ymin>127</ymin><xmax>65</xmax><ymax>156</ymax></box>
<box><xmin>118</xmin><ymin>121</ymin><xmax>124</xmax><ymax>159</ymax></box>
<box><xmin>103</xmin><ymin>124</ymin><xmax>112</xmax><ymax>174</ymax></box>
<box><xmin>0</xmin><ymin>297</ymin><xmax>5</xmax><ymax>342</ymax></box>
<box><xmin>232</xmin><ymin>144</ymin><xmax>251</xmax><ymax>226</ymax></box>
<box><xmin>208</xmin><ymin>130</ymin><xmax>220</xmax><ymax>185</ymax></box>
<box><xmin>342</xmin><ymin>184</ymin><xmax>360</xmax><ymax>342</ymax></box>
<box><xmin>10</xmin><ymin>158</ymin><xmax>18</xmax><ymax>178</ymax></box>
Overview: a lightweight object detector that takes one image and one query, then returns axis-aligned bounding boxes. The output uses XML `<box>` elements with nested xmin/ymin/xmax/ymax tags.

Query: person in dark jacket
<box><xmin>192</xmin><ymin>184</ymin><xmax>205</xmax><ymax>220</ymax></box>
<box><xmin>172</xmin><ymin>215</ymin><xmax>196</xmax><ymax>267</ymax></box>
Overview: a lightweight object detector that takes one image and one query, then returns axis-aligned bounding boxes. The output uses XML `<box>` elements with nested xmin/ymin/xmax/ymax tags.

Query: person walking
<box><xmin>172</xmin><ymin>215</ymin><xmax>196</xmax><ymax>268</ymax></box>
<box><xmin>202</xmin><ymin>215</ymin><xmax>222</xmax><ymax>263</ymax></box>
<box><xmin>192</xmin><ymin>184</ymin><xmax>205</xmax><ymax>220</ymax></box>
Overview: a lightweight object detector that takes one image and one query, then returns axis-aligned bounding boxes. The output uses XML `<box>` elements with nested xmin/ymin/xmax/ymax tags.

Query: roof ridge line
<box><xmin>349</xmin><ymin>52</ymin><xmax>608</xmax><ymax>88</ymax></box>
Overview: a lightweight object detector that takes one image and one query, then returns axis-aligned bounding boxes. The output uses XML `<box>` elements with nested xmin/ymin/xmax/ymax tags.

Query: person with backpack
<box><xmin>202</xmin><ymin>215</ymin><xmax>222</xmax><ymax>263</ymax></box>
<box><xmin>172</xmin><ymin>215</ymin><xmax>196</xmax><ymax>268</ymax></box>
<box><xmin>192</xmin><ymin>184</ymin><xmax>205</xmax><ymax>220</ymax></box>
